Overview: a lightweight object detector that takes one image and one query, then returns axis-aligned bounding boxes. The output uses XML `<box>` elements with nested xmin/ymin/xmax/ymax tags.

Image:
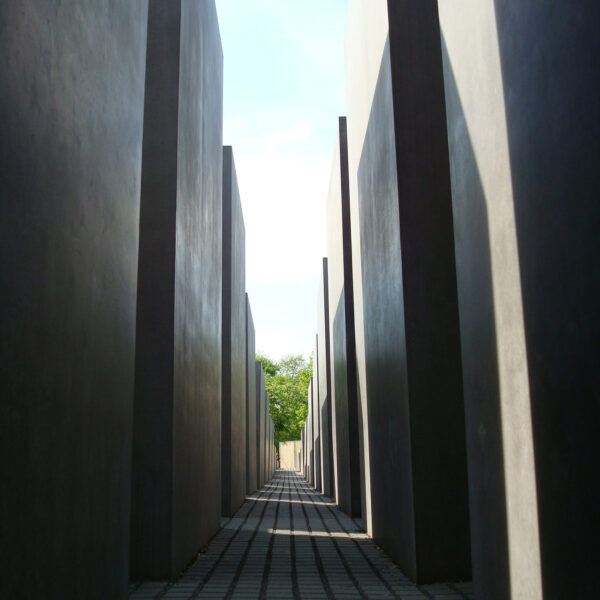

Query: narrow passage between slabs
<box><xmin>130</xmin><ymin>471</ymin><xmax>474</xmax><ymax>600</ymax></box>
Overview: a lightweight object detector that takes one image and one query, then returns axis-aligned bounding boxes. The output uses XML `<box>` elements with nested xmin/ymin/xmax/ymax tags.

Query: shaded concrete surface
<box><xmin>221</xmin><ymin>147</ymin><xmax>247</xmax><ymax>517</ymax></box>
<box><xmin>256</xmin><ymin>363</ymin><xmax>266</xmax><ymax>488</ymax></box>
<box><xmin>246</xmin><ymin>296</ymin><xmax>258</xmax><ymax>494</ymax></box>
<box><xmin>312</xmin><ymin>348</ymin><xmax>322</xmax><ymax>492</ymax></box>
<box><xmin>317</xmin><ymin>258</ymin><xmax>335</xmax><ymax>498</ymax></box>
<box><xmin>348</xmin><ymin>0</ymin><xmax>471</xmax><ymax>582</ymax></box>
<box><xmin>0</xmin><ymin>2</ymin><xmax>148</xmax><ymax>598</ymax></box>
<box><xmin>129</xmin><ymin>471</ymin><xmax>474</xmax><ymax>600</ymax></box>
<box><xmin>131</xmin><ymin>0</ymin><xmax>223</xmax><ymax>579</ymax></box>
<box><xmin>326</xmin><ymin>117</ymin><xmax>362</xmax><ymax>518</ymax></box>
<box><xmin>440</xmin><ymin>1</ymin><xmax>600</xmax><ymax>597</ymax></box>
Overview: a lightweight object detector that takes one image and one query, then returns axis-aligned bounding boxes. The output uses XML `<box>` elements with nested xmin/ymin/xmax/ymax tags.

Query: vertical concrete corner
<box><xmin>345</xmin><ymin>0</ymin><xmax>471</xmax><ymax>583</ymax></box>
<box><xmin>246</xmin><ymin>295</ymin><xmax>257</xmax><ymax>494</ymax></box>
<box><xmin>326</xmin><ymin>116</ymin><xmax>363</xmax><ymax>518</ymax></box>
<box><xmin>221</xmin><ymin>146</ymin><xmax>247</xmax><ymax>517</ymax></box>
<box><xmin>131</xmin><ymin>0</ymin><xmax>223</xmax><ymax>580</ymax></box>
<box><xmin>0</xmin><ymin>2</ymin><xmax>148</xmax><ymax>598</ymax></box>
<box><xmin>317</xmin><ymin>258</ymin><xmax>335</xmax><ymax>498</ymax></box>
<box><xmin>311</xmin><ymin>348</ymin><xmax>322</xmax><ymax>493</ymax></box>
<box><xmin>440</xmin><ymin>1</ymin><xmax>600</xmax><ymax>597</ymax></box>
<box><xmin>255</xmin><ymin>362</ymin><xmax>266</xmax><ymax>488</ymax></box>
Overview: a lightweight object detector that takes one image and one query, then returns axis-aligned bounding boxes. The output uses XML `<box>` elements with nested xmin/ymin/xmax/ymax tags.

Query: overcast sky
<box><xmin>215</xmin><ymin>0</ymin><xmax>348</xmax><ymax>361</ymax></box>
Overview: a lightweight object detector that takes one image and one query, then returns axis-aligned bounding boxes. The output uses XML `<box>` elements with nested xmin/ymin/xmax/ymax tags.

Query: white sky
<box><xmin>215</xmin><ymin>0</ymin><xmax>348</xmax><ymax>361</ymax></box>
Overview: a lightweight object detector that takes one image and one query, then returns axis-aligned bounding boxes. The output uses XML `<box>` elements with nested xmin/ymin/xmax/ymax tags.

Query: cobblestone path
<box><xmin>130</xmin><ymin>470</ymin><xmax>473</xmax><ymax>600</ymax></box>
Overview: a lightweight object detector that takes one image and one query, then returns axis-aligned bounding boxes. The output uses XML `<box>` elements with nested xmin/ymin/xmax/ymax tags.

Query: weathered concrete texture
<box><xmin>245</xmin><ymin>295</ymin><xmax>257</xmax><ymax>494</ymax></box>
<box><xmin>256</xmin><ymin>362</ymin><xmax>266</xmax><ymax>488</ymax></box>
<box><xmin>312</xmin><ymin>352</ymin><xmax>322</xmax><ymax>493</ymax></box>
<box><xmin>317</xmin><ymin>259</ymin><xmax>335</xmax><ymax>497</ymax></box>
<box><xmin>326</xmin><ymin>117</ymin><xmax>363</xmax><ymax>518</ymax></box>
<box><xmin>345</xmin><ymin>0</ymin><xmax>471</xmax><ymax>583</ymax></box>
<box><xmin>131</xmin><ymin>0</ymin><xmax>223</xmax><ymax>580</ymax></box>
<box><xmin>439</xmin><ymin>2</ymin><xmax>600</xmax><ymax>598</ymax></box>
<box><xmin>221</xmin><ymin>146</ymin><xmax>246</xmax><ymax>517</ymax></box>
<box><xmin>0</xmin><ymin>2</ymin><xmax>148</xmax><ymax>598</ymax></box>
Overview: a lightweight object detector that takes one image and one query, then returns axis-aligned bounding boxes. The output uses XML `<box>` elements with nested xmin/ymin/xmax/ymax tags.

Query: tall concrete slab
<box><xmin>307</xmin><ymin>382</ymin><xmax>315</xmax><ymax>485</ymax></box>
<box><xmin>221</xmin><ymin>146</ymin><xmax>246</xmax><ymax>517</ymax></box>
<box><xmin>255</xmin><ymin>362</ymin><xmax>266</xmax><ymax>488</ymax></box>
<box><xmin>317</xmin><ymin>259</ymin><xmax>335</xmax><ymax>498</ymax></box>
<box><xmin>301</xmin><ymin>430</ymin><xmax>306</xmax><ymax>476</ymax></box>
<box><xmin>327</xmin><ymin>117</ymin><xmax>363</xmax><ymax>518</ymax></box>
<box><xmin>264</xmin><ymin>390</ymin><xmax>270</xmax><ymax>481</ymax></box>
<box><xmin>439</xmin><ymin>2</ymin><xmax>600</xmax><ymax>598</ymax></box>
<box><xmin>311</xmin><ymin>350</ymin><xmax>322</xmax><ymax>492</ymax></box>
<box><xmin>344</xmin><ymin>0</ymin><xmax>389</xmax><ymax>535</ymax></box>
<box><xmin>246</xmin><ymin>295</ymin><xmax>257</xmax><ymax>494</ymax></box>
<box><xmin>131</xmin><ymin>0</ymin><xmax>223</xmax><ymax>579</ymax></box>
<box><xmin>270</xmin><ymin>419</ymin><xmax>273</xmax><ymax>478</ymax></box>
<box><xmin>0</xmin><ymin>3</ymin><xmax>148</xmax><ymax>597</ymax></box>
<box><xmin>345</xmin><ymin>0</ymin><xmax>471</xmax><ymax>582</ymax></box>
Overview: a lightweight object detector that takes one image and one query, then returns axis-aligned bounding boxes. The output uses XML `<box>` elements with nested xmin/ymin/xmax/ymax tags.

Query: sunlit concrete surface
<box><xmin>129</xmin><ymin>470</ymin><xmax>473</xmax><ymax>600</ymax></box>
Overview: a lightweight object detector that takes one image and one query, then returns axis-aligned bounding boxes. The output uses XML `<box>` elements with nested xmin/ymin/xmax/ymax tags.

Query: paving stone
<box><xmin>129</xmin><ymin>471</ymin><xmax>473</xmax><ymax>599</ymax></box>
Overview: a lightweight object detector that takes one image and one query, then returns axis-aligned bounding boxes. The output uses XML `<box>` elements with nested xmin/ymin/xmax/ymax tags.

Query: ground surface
<box><xmin>130</xmin><ymin>470</ymin><xmax>474</xmax><ymax>599</ymax></box>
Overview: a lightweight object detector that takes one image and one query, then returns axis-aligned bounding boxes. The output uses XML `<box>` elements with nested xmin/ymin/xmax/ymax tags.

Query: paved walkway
<box><xmin>130</xmin><ymin>470</ymin><xmax>473</xmax><ymax>600</ymax></box>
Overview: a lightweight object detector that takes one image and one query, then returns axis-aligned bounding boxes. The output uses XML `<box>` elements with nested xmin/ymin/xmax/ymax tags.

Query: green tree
<box><xmin>256</xmin><ymin>353</ymin><xmax>311</xmax><ymax>445</ymax></box>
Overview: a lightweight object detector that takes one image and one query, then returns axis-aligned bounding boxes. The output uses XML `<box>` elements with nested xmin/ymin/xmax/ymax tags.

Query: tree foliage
<box><xmin>256</xmin><ymin>353</ymin><xmax>311</xmax><ymax>445</ymax></box>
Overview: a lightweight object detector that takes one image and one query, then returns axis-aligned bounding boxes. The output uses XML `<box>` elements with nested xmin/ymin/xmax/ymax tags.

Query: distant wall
<box><xmin>280</xmin><ymin>441</ymin><xmax>302</xmax><ymax>470</ymax></box>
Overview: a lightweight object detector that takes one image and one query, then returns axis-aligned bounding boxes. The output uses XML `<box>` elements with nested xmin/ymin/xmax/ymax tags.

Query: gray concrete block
<box><xmin>439</xmin><ymin>2</ymin><xmax>600</xmax><ymax>597</ymax></box>
<box><xmin>131</xmin><ymin>0</ymin><xmax>223</xmax><ymax>579</ymax></box>
<box><xmin>301</xmin><ymin>430</ymin><xmax>306</xmax><ymax>476</ymax></box>
<box><xmin>0</xmin><ymin>2</ymin><xmax>148</xmax><ymax>597</ymax></box>
<box><xmin>346</xmin><ymin>0</ymin><xmax>471</xmax><ymax>583</ymax></box>
<box><xmin>307</xmin><ymin>381</ymin><xmax>315</xmax><ymax>485</ymax></box>
<box><xmin>311</xmin><ymin>351</ymin><xmax>322</xmax><ymax>492</ymax></box>
<box><xmin>255</xmin><ymin>362</ymin><xmax>266</xmax><ymax>488</ymax></box>
<box><xmin>221</xmin><ymin>146</ymin><xmax>247</xmax><ymax>517</ymax></box>
<box><xmin>326</xmin><ymin>117</ymin><xmax>362</xmax><ymax>518</ymax></box>
<box><xmin>317</xmin><ymin>259</ymin><xmax>335</xmax><ymax>497</ymax></box>
<box><xmin>246</xmin><ymin>295</ymin><xmax>257</xmax><ymax>494</ymax></box>
<box><xmin>264</xmin><ymin>389</ymin><xmax>269</xmax><ymax>481</ymax></box>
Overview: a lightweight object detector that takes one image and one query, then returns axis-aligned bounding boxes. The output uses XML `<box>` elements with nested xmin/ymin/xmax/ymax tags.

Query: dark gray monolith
<box><xmin>311</xmin><ymin>351</ymin><xmax>322</xmax><ymax>493</ymax></box>
<box><xmin>346</xmin><ymin>0</ymin><xmax>471</xmax><ymax>583</ymax></box>
<box><xmin>317</xmin><ymin>259</ymin><xmax>335</xmax><ymax>498</ymax></box>
<box><xmin>255</xmin><ymin>362</ymin><xmax>266</xmax><ymax>488</ymax></box>
<box><xmin>221</xmin><ymin>146</ymin><xmax>246</xmax><ymax>517</ymax></box>
<box><xmin>327</xmin><ymin>117</ymin><xmax>363</xmax><ymax>518</ymax></box>
<box><xmin>439</xmin><ymin>1</ymin><xmax>600</xmax><ymax>597</ymax></box>
<box><xmin>246</xmin><ymin>296</ymin><xmax>257</xmax><ymax>494</ymax></box>
<box><xmin>131</xmin><ymin>0</ymin><xmax>223</xmax><ymax>579</ymax></box>
<box><xmin>0</xmin><ymin>2</ymin><xmax>148</xmax><ymax>597</ymax></box>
